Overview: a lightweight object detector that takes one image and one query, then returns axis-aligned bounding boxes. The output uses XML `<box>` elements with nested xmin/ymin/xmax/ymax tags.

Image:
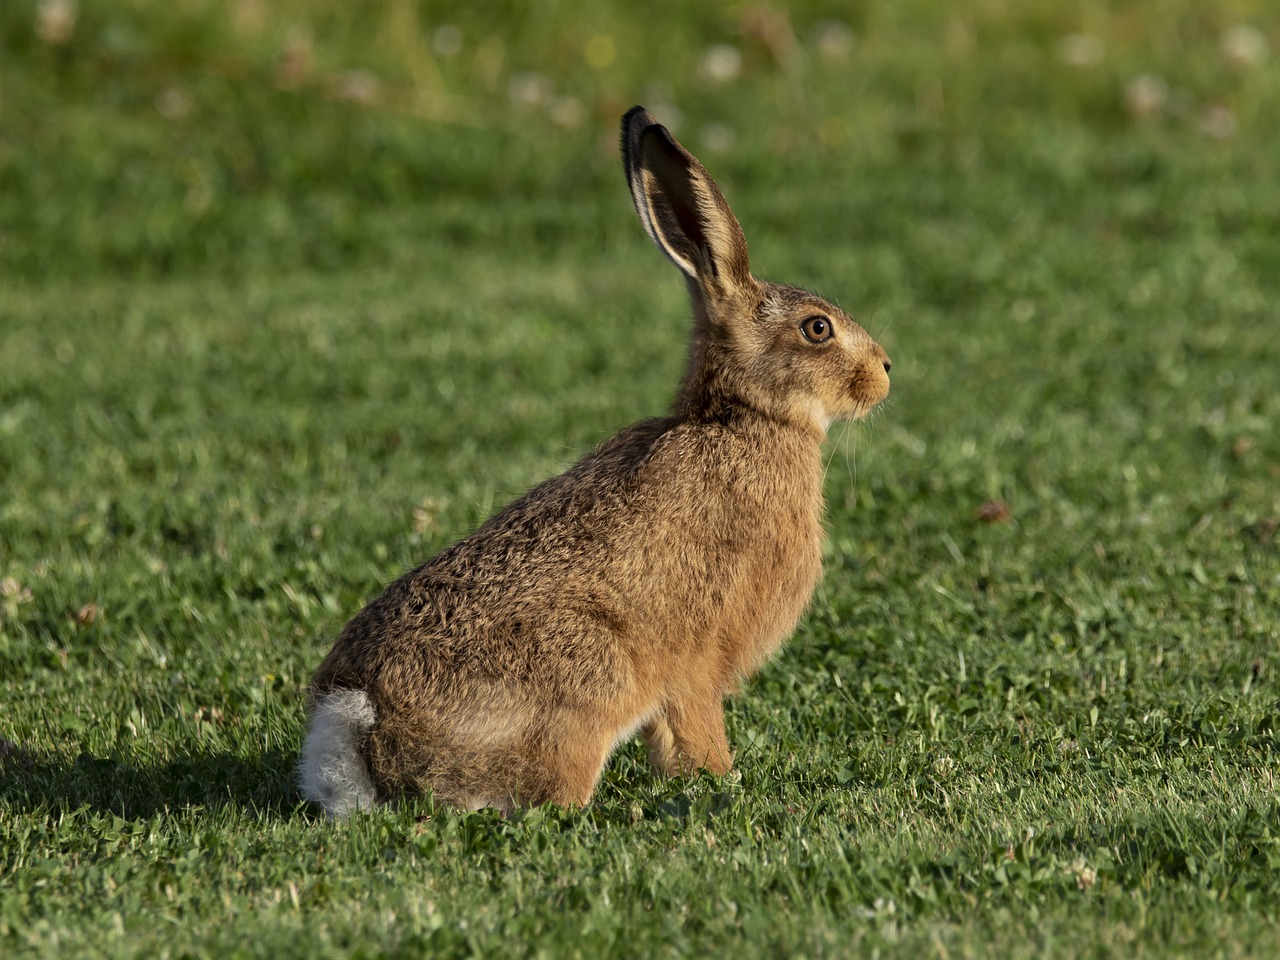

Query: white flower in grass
<box><xmin>699</xmin><ymin>44</ymin><xmax>743</xmax><ymax>85</ymax></box>
<box><xmin>0</xmin><ymin>577</ymin><xmax>33</xmax><ymax>604</ymax></box>
<box><xmin>507</xmin><ymin>72</ymin><xmax>552</xmax><ymax>108</ymax></box>
<box><xmin>548</xmin><ymin>96</ymin><xmax>584</xmax><ymax>130</ymax></box>
<box><xmin>334</xmin><ymin>70</ymin><xmax>380</xmax><ymax>105</ymax></box>
<box><xmin>1198</xmin><ymin>105</ymin><xmax>1238</xmax><ymax>140</ymax></box>
<box><xmin>35</xmin><ymin>0</ymin><xmax>76</xmax><ymax>45</ymax></box>
<box><xmin>1123</xmin><ymin>73</ymin><xmax>1168</xmax><ymax>120</ymax></box>
<box><xmin>1070</xmin><ymin>857</ymin><xmax>1097</xmax><ymax>890</ymax></box>
<box><xmin>812</xmin><ymin>20</ymin><xmax>853</xmax><ymax>61</ymax></box>
<box><xmin>1221</xmin><ymin>25</ymin><xmax>1269</xmax><ymax>67</ymax></box>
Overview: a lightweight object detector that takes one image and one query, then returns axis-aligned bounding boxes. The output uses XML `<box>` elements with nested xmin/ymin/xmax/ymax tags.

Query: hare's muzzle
<box><xmin>849</xmin><ymin>345</ymin><xmax>891</xmax><ymax>418</ymax></box>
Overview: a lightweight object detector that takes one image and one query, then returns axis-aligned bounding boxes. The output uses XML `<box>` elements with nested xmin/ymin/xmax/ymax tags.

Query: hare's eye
<box><xmin>801</xmin><ymin>316</ymin><xmax>833</xmax><ymax>343</ymax></box>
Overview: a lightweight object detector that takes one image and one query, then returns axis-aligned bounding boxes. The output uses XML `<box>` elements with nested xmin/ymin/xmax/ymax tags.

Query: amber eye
<box><xmin>801</xmin><ymin>315</ymin><xmax>834</xmax><ymax>343</ymax></box>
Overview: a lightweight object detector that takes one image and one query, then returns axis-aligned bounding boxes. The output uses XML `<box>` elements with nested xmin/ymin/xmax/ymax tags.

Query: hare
<box><xmin>299</xmin><ymin>107</ymin><xmax>891</xmax><ymax>816</ymax></box>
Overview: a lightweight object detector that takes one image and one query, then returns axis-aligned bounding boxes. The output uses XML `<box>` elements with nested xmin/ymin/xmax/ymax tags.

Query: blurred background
<box><xmin>3</xmin><ymin>0</ymin><xmax>1277</xmax><ymax>284</ymax></box>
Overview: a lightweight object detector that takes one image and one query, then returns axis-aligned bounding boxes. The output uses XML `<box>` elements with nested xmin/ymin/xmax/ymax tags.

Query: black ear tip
<box><xmin>623</xmin><ymin>105</ymin><xmax>657</xmax><ymax>131</ymax></box>
<box><xmin>621</xmin><ymin>105</ymin><xmax>659</xmax><ymax>148</ymax></box>
<box><xmin>621</xmin><ymin>106</ymin><xmax>663</xmax><ymax>173</ymax></box>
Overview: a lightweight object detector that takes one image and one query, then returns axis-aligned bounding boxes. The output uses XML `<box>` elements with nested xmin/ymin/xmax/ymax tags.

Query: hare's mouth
<box><xmin>843</xmin><ymin>389</ymin><xmax>889</xmax><ymax>422</ymax></box>
<box><xmin>845</xmin><ymin>387</ymin><xmax>878</xmax><ymax>415</ymax></box>
<box><xmin>847</xmin><ymin>367</ymin><xmax>890</xmax><ymax>415</ymax></box>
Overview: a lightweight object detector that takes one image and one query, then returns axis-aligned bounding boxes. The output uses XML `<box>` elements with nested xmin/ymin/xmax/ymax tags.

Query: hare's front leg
<box><xmin>643</xmin><ymin>698</ymin><xmax>733</xmax><ymax>777</ymax></box>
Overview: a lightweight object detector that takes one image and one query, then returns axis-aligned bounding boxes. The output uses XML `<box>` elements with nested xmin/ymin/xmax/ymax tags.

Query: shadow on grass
<box><xmin>0</xmin><ymin>745</ymin><xmax>304</xmax><ymax>819</ymax></box>
<box><xmin>0</xmin><ymin>736</ymin><xmax>751</xmax><ymax>827</ymax></box>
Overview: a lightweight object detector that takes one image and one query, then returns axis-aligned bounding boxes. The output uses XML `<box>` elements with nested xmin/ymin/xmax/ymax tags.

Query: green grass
<box><xmin>2</xmin><ymin>1</ymin><xmax>1279</xmax><ymax>957</ymax></box>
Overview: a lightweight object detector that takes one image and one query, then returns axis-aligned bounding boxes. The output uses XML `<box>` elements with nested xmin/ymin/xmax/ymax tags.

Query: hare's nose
<box><xmin>882</xmin><ymin>360</ymin><xmax>891</xmax><ymax>374</ymax></box>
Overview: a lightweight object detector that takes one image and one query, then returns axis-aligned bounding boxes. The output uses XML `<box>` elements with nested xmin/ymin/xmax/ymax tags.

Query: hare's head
<box><xmin>622</xmin><ymin>107</ymin><xmax>890</xmax><ymax>432</ymax></box>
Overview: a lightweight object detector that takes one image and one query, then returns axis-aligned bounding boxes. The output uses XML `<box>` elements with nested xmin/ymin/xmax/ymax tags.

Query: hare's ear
<box><xmin>621</xmin><ymin>106</ymin><xmax>753</xmax><ymax>300</ymax></box>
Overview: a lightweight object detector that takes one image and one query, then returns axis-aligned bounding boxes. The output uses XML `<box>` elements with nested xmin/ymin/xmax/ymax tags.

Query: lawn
<box><xmin>2</xmin><ymin>1</ymin><xmax>1279</xmax><ymax>957</ymax></box>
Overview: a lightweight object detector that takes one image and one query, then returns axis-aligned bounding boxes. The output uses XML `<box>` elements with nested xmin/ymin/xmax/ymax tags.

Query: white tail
<box><xmin>298</xmin><ymin>688</ymin><xmax>377</xmax><ymax>817</ymax></box>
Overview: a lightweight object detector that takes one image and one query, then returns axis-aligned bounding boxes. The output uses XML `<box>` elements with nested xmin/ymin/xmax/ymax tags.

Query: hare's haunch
<box><xmin>300</xmin><ymin>108</ymin><xmax>891</xmax><ymax>816</ymax></box>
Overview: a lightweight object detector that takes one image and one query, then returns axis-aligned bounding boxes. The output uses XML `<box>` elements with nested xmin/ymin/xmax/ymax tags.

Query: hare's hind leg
<box><xmin>299</xmin><ymin>688</ymin><xmax>378</xmax><ymax>817</ymax></box>
<box><xmin>516</xmin><ymin>719</ymin><xmax>619</xmax><ymax>809</ymax></box>
<box><xmin>383</xmin><ymin>709</ymin><xmax>613</xmax><ymax>812</ymax></box>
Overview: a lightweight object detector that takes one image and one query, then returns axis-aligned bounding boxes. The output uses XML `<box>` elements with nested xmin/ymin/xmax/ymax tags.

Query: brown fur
<box><xmin>305</xmin><ymin>107</ymin><xmax>890</xmax><ymax>812</ymax></box>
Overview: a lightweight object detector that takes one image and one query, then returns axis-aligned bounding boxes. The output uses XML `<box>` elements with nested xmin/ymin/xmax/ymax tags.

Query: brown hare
<box><xmin>300</xmin><ymin>107</ymin><xmax>891</xmax><ymax>816</ymax></box>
